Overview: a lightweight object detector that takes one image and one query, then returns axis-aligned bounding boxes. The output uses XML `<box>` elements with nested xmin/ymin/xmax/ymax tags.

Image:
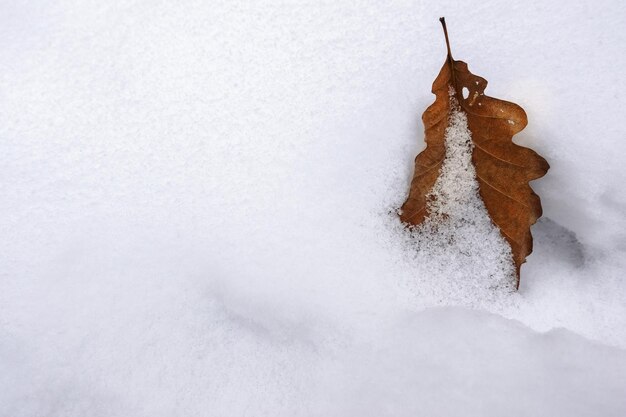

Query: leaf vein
<box><xmin>473</xmin><ymin>142</ymin><xmax>529</xmax><ymax>169</ymax></box>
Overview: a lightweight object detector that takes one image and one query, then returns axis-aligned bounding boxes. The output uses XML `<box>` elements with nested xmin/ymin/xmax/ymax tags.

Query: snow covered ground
<box><xmin>1</xmin><ymin>1</ymin><xmax>625</xmax><ymax>416</ymax></box>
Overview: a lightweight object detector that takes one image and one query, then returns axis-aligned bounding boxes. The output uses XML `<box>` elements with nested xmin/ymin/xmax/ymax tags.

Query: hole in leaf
<box><xmin>462</xmin><ymin>87</ymin><xmax>469</xmax><ymax>99</ymax></box>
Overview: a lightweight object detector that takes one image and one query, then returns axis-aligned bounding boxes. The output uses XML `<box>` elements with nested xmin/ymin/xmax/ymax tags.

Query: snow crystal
<box><xmin>402</xmin><ymin>88</ymin><xmax>516</xmax><ymax>304</ymax></box>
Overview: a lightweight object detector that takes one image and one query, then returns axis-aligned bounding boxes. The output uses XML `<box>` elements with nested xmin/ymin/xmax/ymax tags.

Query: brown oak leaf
<box><xmin>400</xmin><ymin>18</ymin><xmax>549</xmax><ymax>287</ymax></box>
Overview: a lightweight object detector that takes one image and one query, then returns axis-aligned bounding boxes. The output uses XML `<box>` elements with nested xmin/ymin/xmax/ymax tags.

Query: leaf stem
<box><xmin>439</xmin><ymin>17</ymin><xmax>463</xmax><ymax>106</ymax></box>
<box><xmin>439</xmin><ymin>17</ymin><xmax>453</xmax><ymax>60</ymax></box>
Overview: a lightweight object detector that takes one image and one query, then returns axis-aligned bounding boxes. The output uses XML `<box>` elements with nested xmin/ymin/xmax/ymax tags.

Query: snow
<box><xmin>403</xmin><ymin>88</ymin><xmax>516</xmax><ymax>299</ymax></box>
<box><xmin>1</xmin><ymin>0</ymin><xmax>626</xmax><ymax>416</ymax></box>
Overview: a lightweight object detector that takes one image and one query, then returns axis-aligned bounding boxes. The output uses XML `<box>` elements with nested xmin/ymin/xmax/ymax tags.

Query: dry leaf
<box><xmin>400</xmin><ymin>18</ymin><xmax>549</xmax><ymax>287</ymax></box>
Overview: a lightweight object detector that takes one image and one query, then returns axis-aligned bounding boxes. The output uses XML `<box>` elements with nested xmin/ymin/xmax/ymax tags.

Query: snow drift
<box><xmin>1</xmin><ymin>1</ymin><xmax>625</xmax><ymax>416</ymax></box>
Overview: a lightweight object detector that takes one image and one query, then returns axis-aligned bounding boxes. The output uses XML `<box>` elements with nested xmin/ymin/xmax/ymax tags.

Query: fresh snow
<box><xmin>403</xmin><ymin>88</ymin><xmax>517</xmax><ymax>301</ymax></box>
<box><xmin>1</xmin><ymin>1</ymin><xmax>626</xmax><ymax>416</ymax></box>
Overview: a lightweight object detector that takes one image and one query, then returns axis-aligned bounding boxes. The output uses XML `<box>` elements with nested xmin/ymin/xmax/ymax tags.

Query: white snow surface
<box><xmin>1</xmin><ymin>1</ymin><xmax>625</xmax><ymax>416</ymax></box>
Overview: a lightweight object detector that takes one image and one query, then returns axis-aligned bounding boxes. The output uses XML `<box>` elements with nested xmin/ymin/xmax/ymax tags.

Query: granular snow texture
<box><xmin>403</xmin><ymin>89</ymin><xmax>516</xmax><ymax>302</ymax></box>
